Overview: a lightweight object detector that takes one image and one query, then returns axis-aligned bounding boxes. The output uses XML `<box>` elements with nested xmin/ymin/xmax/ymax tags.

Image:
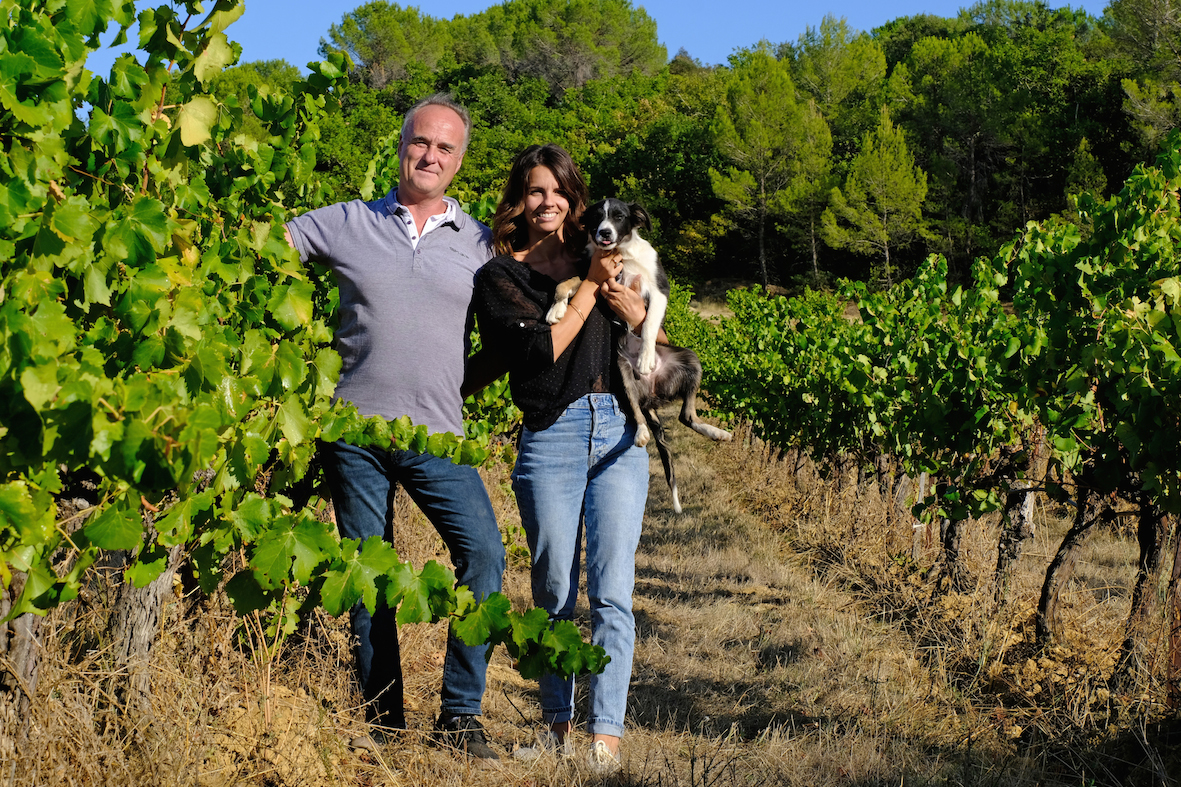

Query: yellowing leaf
<box><xmin>176</xmin><ymin>97</ymin><xmax>218</xmax><ymax>146</ymax></box>
<box><xmin>192</xmin><ymin>32</ymin><xmax>235</xmax><ymax>85</ymax></box>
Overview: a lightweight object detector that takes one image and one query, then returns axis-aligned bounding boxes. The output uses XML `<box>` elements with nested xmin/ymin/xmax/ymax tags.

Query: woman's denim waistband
<box><xmin>561</xmin><ymin>392</ymin><xmax>620</xmax><ymax>415</ymax></box>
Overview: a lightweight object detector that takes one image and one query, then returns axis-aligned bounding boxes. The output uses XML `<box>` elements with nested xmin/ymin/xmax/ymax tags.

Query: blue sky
<box><xmin>88</xmin><ymin>0</ymin><xmax>1113</xmax><ymax>75</ymax></box>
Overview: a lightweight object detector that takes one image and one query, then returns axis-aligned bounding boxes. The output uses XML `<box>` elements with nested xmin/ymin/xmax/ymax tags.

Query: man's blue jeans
<box><xmin>320</xmin><ymin>439</ymin><xmax>505</xmax><ymax>726</ymax></box>
<box><xmin>511</xmin><ymin>394</ymin><xmax>649</xmax><ymax>739</ymax></box>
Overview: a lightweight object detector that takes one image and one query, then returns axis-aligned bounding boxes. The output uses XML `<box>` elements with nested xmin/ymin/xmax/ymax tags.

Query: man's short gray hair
<box><xmin>400</xmin><ymin>93</ymin><xmax>473</xmax><ymax>153</ymax></box>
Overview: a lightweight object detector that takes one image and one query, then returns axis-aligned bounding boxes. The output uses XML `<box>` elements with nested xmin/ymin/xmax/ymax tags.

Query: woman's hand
<box><xmin>586</xmin><ymin>248</ymin><xmax>623</xmax><ymax>286</ymax></box>
<box><xmin>601</xmin><ymin>276</ymin><xmax>646</xmax><ymax>331</ymax></box>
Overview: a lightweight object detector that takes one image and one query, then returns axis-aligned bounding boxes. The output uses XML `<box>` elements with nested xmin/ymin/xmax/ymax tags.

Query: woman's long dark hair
<box><xmin>492</xmin><ymin>144</ymin><xmax>589</xmax><ymax>256</ymax></box>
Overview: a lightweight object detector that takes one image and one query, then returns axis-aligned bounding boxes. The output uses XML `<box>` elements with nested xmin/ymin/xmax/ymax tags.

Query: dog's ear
<box><xmin>629</xmin><ymin>202</ymin><xmax>652</xmax><ymax>231</ymax></box>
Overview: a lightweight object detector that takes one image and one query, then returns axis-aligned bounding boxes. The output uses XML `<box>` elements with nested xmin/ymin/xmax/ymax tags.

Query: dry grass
<box><xmin>5</xmin><ymin>419</ymin><xmax>1180</xmax><ymax>786</ymax></box>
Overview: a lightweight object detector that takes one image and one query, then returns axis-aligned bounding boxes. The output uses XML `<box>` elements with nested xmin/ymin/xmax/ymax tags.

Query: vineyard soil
<box><xmin>3</xmin><ymin>417</ymin><xmax>1178</xmax><ymax>786</ymax></box>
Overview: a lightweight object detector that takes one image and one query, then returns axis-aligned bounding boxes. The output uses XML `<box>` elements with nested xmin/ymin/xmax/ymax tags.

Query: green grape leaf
<box><xmin>20</xmin><ymin>362</ymin><xmax>60</xmax><ymax>411</ymax></box>
<box><xmin>83</xmin><ymin>503</ymin><xmax>143</xmax><ymax>551</ymax></box>
<box><xmin>193</xmin><ymin>0</ymin><xmax>246</xmax><ymax>35</ymax></box>
<box><xmin>451</xmin><ymin>591</ymin><xmax>512</xmax><ymax>648</ymax></box>
<box><xmin>49</xmin><ymin>195</ymin><xmax>99</xmax><ymax>242</ymax></box>
<box><xmin>457</xmin><ymin>439</ymin><xmax>488</xmax><ymax>466</ymax></box>
<box><xmin>155</xmin><ymin>491</ymin><xmax>213</xmax><ymax>547</ymax></box>
<box><xmin>190</xmin><ymin>540</ymin><xmax>224</xmax><ymax>594</ymax></box>
<box><xmin>276</xmin><ymin>397</ymin><xmax>310</xmax><ymax>446</ymax></box>
<box><xmin>225</xmin><ymin>569</ymin><xmax>272</xmax><ymax>614</ymax></box>
<box><xmin>0</xmin><ymin>481</ymin><xmax>55</xmax><ymax>545</ymax></box>
<box><xmin>389</xmin><ymin>559</ymin><xmax>456</xmax><ymax>625</ymax></box>
<box><xmin>320</xmin><ymin>537</ymin><xmax>401</xmax><ymax>617</ymax></box>
<box><xmin>267</xmin><ymin>281</ymin><xmax>315</xmax><ymax>331</ymax></box>
<box><xmin>126</xmin><ymin>542</ymin><xmax>171</xmax><ymax>587</ymax></box>
<box><xmin>251</xmin><ymin>515</ymin><xmax>337</xmax><ymax>590</ymax></box>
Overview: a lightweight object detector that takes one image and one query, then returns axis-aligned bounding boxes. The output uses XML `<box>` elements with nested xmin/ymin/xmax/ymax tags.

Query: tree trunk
<box><xmin>938</xmin><ymin>515</ymin><xmax>970</xmax><ymax>592</ymax></box>
<box><xmin>810</xmin><ymin>217</ymin><xmax>820</xmax><ymax>285</ymax></box>
<box><xmin>758</xmin><ymin>186</ymin><xmax>769</xmax><ymax>289</ymax></box>
<box><xmin>1112</xmin><ymin>504</ymin><xmax>1168</xmax><ymax>692</ymax></box>
<box><xmin>993</xmin><ymin>479</ymin><xmax>1037</xmax><ymax>610</ymax></box>
<box><xmin>874</xmin><ymin>454</ymin><xmax>893</xmax><ymax>529</ymax></box>
<box><xmin>1036</xmin><ymin>481</ymin><xmax>1101</xmax><ymax>647</ymax></box>
<box><xmin>0</xmin><ymin>571</ymin><xmax>44</xmax><ymax>766</ymax></box>
<box><xmin>912</xmin><ymin>472</ymin><xmax>928</xmax><ymax>562</ymax></box>
<box><xmin>105</xmin><ymin>542</ymin><xmax>184</xmax><ymax>717</ymax></box>
<box><xmin>1168</xmin><ymin>518</ymin><xmax>1181</xmax><ymax>710</ymax></box>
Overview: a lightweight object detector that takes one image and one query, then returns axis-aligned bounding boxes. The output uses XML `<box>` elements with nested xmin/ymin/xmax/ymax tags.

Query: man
<box><xmin>284</xmin><ymin>94</ymin><xmax>504</xmax><ymax>760</ymax></box>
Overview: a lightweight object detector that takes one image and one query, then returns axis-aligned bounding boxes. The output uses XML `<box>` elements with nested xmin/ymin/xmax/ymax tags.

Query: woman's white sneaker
<box><xmin>586</xmin><ymin>739</ymin><xmax>621</xmax><ymax>775</ymax></box>
<box><xmin>512</xmin><ymin>729</ymin><xmax>574</xmax><ymax>761</ymax></box>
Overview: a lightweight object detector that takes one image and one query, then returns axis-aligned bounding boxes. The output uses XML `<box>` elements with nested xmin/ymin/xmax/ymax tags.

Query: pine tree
<box><xmin>821</xmin><ymin>107</ymin><xmax>928</xmax><ymax>286</ymax></box>
<box><xmin>709</xmin><ymin>48</ymin><xmax>803</xmax><ymax>288</ymax></box>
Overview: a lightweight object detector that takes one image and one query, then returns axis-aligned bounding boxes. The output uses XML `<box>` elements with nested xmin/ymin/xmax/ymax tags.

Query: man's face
<box><xmin>396</xmin><ymin>104</ymin><xmax>466</xmax><ymax>204</ymax></box>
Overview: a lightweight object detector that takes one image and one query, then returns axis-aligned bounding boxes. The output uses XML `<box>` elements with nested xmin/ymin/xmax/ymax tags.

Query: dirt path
<box><xmin>432</xmin><ymin>422</ymin><xmax>973</xmax><ymax>787</ymax></box>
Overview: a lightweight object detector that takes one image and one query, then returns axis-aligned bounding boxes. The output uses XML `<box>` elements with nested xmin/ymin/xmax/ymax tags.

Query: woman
<box><xmin>473</xmin><ymin>144</ymin><xmax>650</xmax><ymax>772</ymax></box>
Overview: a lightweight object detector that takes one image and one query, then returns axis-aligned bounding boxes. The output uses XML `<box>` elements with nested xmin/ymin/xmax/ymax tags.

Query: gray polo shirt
<box><xmin>286</xmin><ymin>191</ymin><xmax>493</xmax><ymax>436</ymax></box>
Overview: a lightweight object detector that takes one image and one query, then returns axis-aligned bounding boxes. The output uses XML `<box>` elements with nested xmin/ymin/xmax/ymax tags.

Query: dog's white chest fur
<box><xmin>609</xmin><ymin>232</ymin><xmax>667</xmax><ymax>375</ymax></box>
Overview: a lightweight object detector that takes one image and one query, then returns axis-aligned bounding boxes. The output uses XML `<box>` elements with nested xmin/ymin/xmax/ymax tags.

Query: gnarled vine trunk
<box><xmin>1112</xmin><ymin>503</ymin><xmax>1168</xmax><ymax>692</ymax></box>
<box><xmin>1168</xmin><ymin>520</ymin><xmax>1181</xmax><ymax>710</ymax></box>
<box><xmin>938</xmin><ymin>514</ymin><xmax>970</xmax><ymax>592</ymax></box>
<box><xmin>0</xmin><ymin>574</ymin><xmax>44</xmax><ymax>766</ymax></box>
<box><xmin>993</xmin><ymin>480</ymin><xmax>1037</xmax><ymax>610</ymax></box>
<box><xmin>104</xmin><ymin>543</ymin><xmax>184</xmax><ymax>716</ymax></box>
<box><xmin>1037</xmin><ymin>476</ymin><xmax>1105</xmax><ymax>647</ymax></box>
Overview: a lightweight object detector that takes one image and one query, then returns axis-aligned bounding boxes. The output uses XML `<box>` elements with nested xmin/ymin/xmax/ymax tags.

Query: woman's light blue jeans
<box><xmin>511</xmin><ymin>393</ymin><xmax>649</xmax><ymax>738</ymax></box>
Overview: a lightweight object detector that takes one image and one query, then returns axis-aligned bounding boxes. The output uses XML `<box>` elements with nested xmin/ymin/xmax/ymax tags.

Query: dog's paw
<box><xmin>637</xmin><ymin>348</ymin><xmax>657</xmax><ymax>375</ymax></box>
<box><xmin>634</xmin><ymin>424</ymin><xmax>651</xmax><ymax>447</ymax></box>
<box><xmin>545</xmin><ymin>301</ymin><xmax>567</xmax><ymax>325</ymax></box>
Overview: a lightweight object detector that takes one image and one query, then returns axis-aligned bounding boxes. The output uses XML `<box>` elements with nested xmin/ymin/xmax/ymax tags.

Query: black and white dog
<box><xmin>546</xmin><ymin>198</ymin><xmax>731</xmax><ymax>514</ymax></box>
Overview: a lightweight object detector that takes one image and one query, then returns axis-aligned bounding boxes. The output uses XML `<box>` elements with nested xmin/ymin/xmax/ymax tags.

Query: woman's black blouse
<box><xmin>474</xmin><ymin>254</ymin><xmax>624</xmax><ymax>432</ymax></box>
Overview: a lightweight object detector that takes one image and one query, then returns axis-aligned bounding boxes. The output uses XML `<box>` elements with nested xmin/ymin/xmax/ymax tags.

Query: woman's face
<box><xmin>522</xmin><ymin>165</ymin><xmax>570</xmax><ymax>244</ymax></box>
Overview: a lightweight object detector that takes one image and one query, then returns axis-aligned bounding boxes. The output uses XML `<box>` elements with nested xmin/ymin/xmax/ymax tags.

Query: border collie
<box><xmin>546</xmin><ymin>198</ymin><xmax>731</xmax><ymax>514</ymax></box>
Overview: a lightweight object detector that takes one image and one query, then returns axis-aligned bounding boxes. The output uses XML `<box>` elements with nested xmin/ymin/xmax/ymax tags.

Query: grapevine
<box><xmin>0</xmin><ymin>0</ymin><xmax>602</xmax><ymax>681</ymax></box>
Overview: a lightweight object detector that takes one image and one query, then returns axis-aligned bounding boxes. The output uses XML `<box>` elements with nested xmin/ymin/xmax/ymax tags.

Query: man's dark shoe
<box><xmin>434</xmin><ymin>713</ymin><xmax>500</xmax><ymax>760</ymax></box>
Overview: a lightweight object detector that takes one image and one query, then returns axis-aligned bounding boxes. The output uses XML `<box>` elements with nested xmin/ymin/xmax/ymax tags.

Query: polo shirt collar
<box><xmin>386</xmin><ymin>189</ymin><xmax>465</xmax><ymax>231</ymax></box>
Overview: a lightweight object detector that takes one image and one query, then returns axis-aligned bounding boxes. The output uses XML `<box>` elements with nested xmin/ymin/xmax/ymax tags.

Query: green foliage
<box><xmin>321</xmin><ymin>2</ymin><xmax>454</xmax><ymax>89</ymax></box>
<box><xmin>784</xmin><ymin>15</ymin><xmax>887</xmax><ymax>162</ymax></box>
<box><xmin>996</xmin><ymin>131</ymin><xmax>1181</xmax><ymax>507</ymax></box>
<box><xmin>320</xmin><ymin>0</ymin><xmax>666</xmax><ymax>97</ymax></box>
<box><xmin>209</xmin><ymin>59</ymin><xmax>305</xmax><ymax>141</ymax></box>
<box><xmin>885</xmin><ymin>1</ymin><xmax>1125</xmax><ymax>272</ymax></box>
<box><xmin>0</xmin><ymin>0</ymin><xmax>603</xmax><ymax>680</ymax></box>
<box><xmin>661</xmin><ymin>279</ymin><xmax>711</xmax><ymax>351</ymax></box>
<box><xmin>821</xmin><ymin>107</ymin><xmax>928</xmax><ymax>285</ymax></box>
<box><xmin>691</xmin><ymin>131</ymin><xmax>1181</xmax><ymax>526</ymax></box>
<box><xmin>1110</xmin><ymin>0</ymin><xmax>1181</xmax><ymax>154</ymax></box>
<box><xmin>710</xmin><ymin>48</ymin><xmax>810</xmax><ymax>286</ymax></box>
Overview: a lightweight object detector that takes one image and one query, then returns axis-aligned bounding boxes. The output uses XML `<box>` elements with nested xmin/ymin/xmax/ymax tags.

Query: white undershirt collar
<box><xmin>389</xmin><ymin>190</ymin><xmax>460</xmax><ymax>249</ymax></box>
